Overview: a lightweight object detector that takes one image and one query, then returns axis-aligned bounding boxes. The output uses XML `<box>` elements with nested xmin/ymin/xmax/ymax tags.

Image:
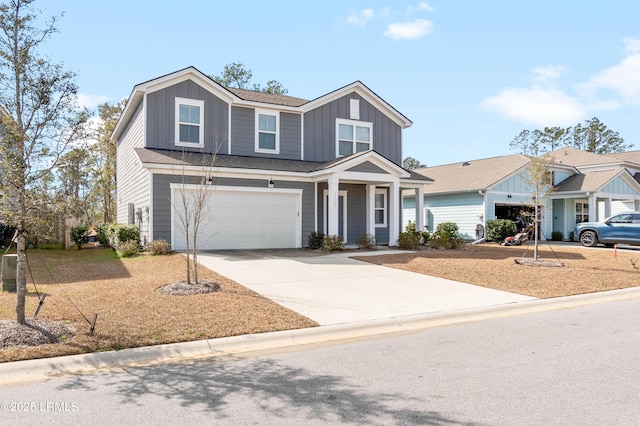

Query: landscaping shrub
<box><xmin>485</xmin><ymin>219</ymin><xmax>516</xmax><ymax>242</ymax></box>
<box><xmin>70</xmin><ymin>224</ymin><xmax>89</xmax><ymax>250</ymax></box>
<box><xmin>357</xmin><ymin>233</ymin><xmax>376</xmax><ymax>250</ymax></box>
<box><xmin>551</xmin><ymin>231</ymin><xmax>564</xmax><ymax>241</ymax></box>
<box><xmin>35</xmin><ymin>242</ymin><xmax>64</xmax><ymax>250</ymax></box>
<box><xmin>322</xmin><ymin>235</ymin><xmax>344</xmax><ymax>252</ymax></box>
<box><xmin>434</xmin><ymin>222</ymin><xmax>460</xmax><ymax>241</ymax></box>
<box><xmin>116</xmin><ymin>240</ymin><xmax>139</xmax><ymax>258</ymax></box>
<box><xmin>308</xmin><ymin>231</ymin><xmax>325</xmax><ymax>250</ymax></box>
<box><xmin>97</xmin><ymin>224</ymin><xmax>110</xmax><ymax>246</ymax></box>
<box><xmin>398</xmin><ymin>231</ymin><xmax>420</xmax><ymax>250</ymax></box>
<box><xmin>149</xmin><ymin>239</ymin><xmax>171</xmax><ymax>255</ymax></box>
<box><xmin>102</xmin><ymin>223</ymin><xmax>140</xmax><ymax>251</ymax></box>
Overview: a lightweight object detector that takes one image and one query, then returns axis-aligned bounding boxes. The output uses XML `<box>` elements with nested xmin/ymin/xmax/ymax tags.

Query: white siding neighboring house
<box><xmin>405</xmin><ymin>147</ymin><xmax>640</xmax><ymax>242</ymax></box>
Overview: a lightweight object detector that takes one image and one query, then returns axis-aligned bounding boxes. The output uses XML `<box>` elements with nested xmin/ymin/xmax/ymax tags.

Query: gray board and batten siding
<box><xmin>303</xmin><ymin>92</ymin><xmax>403</xmax><ymax>165</ymax></box>
<box><xmin>145</xmin><ymin>80</ymin><xmax>229</xmax><ymax>154</ymax></box>
<box><xmin>230</xmin><ymin>107</ymin><xmax>302</xmax><ymax>159</ymax></box>
<box><xmin>152</xmin><ymin>174</ymin><xmax>316</xmax><ymax>246</ymax></box>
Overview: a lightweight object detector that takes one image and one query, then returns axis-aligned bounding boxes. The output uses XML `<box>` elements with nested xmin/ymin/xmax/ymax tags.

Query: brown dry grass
<box><xmin>354</xmin><ymin>243</ymin><xmax>640</xmax><ymax>298</ymax></box>
<box><xmin>0</xmin><ymin>248</ymin><xmax>317</xmax><ymax>363</ymax></box>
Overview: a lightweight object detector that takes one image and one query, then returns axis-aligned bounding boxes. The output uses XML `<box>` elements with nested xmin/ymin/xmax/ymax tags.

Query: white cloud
<box><xmin>530</xmin><ymin>65</ymin><xmax>567</xmax><ymax>86</ymax></box>
<box><xmin>77</xmin><ymin>93</ymin><xmax>112</xmax><ymax>109</ymax></box>
<box><xmin>407</xmin><ymin>2</ymin><xmax>434</xmax><ymax>14</ymax></box>
<box><xmin>483</xmin><ymin>86</ymin><xmax>585</xmax><ymax>127</ymax></box>
<box><xmin>578</xmin><ymin>53</ymin><xmax>640</xmax><ymax>102</ymax></box>
<box><xmin>384</xmin><ymin>19</ymin><xmax>433</xmax><ymax>40</ymax></box>
<box><xmin>346</xmin><ymin>8</ymin><xmax>375</xmax><ymax>27</ymax></box>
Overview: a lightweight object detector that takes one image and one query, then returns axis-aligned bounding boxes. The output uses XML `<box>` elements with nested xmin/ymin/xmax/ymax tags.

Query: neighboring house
<box><xmin>113</xmin><ymin>66</ymin><xmax>431</xmax><ymax>250</ymax></box>
<box><xmin>404</xmin><ymin>147</ymin><xmax>640</xmax><ymax>241</ymax></box>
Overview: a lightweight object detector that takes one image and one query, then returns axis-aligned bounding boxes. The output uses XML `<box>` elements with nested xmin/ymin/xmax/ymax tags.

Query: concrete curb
<box><xmin>2</xmin><ymin>286</ymin><xmax>640</xmax><ymax>386</ymax></box>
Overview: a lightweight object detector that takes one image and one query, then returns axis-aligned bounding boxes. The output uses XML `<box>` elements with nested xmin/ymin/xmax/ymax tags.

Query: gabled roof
<box><xmin>554</xmin><ymin>169</ymin><xmax>632</xmax><ymax>192</ymax></box>
<box><xmin>301</xmin><ymin>80</ymin><xmax>413</xmax><ymax>128</ymax></box>
<box><xmin>415</xmin><ymin>154</ymin><xmax>531</xmax><ymax>194</ymax></box>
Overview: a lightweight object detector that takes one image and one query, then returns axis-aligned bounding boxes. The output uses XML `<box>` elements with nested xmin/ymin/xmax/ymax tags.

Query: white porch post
<box><xmin>415</xmin><ymin>187</ymin><xmax>425</xmax><ymax>231</ymax></box>
<box><xmin>366</xmin><ymin>184</ymin><xmax>376</xmax><ymax>237</ymax></box>
<box><xmin>389</xmin><ymin>180</ymin><xmax>400</xmax><ymax>246</ymax></box>
<box><xmin>327</xmin><ymin>175</ymin><xmax>339</xmax><ymax>236</ymax></box>
<box><xmin>604</xmin><ymin>197</ymin><xmax>612</xmax><ymax>218</ymax></box>
<box><xmin>588</xmin><ymin>193</ymin><xmax>597</xmax><ymax>221</ymax></box>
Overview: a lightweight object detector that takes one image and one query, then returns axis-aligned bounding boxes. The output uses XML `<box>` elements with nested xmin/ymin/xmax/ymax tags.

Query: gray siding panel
<box><xmin>116</xmin><ymin>103</ymin><xmax>151</xmax><ymax>244</ymax></box>
<box><xmin>152</xmin><ymin>173</ymin><xmax>314</xmax><ymax>247</ymax></box>
<box><xmin>231</xmin><ymin>107</ymin><xmax>302</xmax><ymax>160</ymax></box>
<box><xmin>146</xmin><ymin>80</ymin><xmax>229</xmax><ymax>154</ymax></box>
<box><xmin>347</xmin><ymin>161</ymin><xmax>388</xmax><ymax>173</ymax></box>
<box><xmin>303</xmin><ymin>92</ymin><xmax>402</xmax><ymax>164</ymax></box>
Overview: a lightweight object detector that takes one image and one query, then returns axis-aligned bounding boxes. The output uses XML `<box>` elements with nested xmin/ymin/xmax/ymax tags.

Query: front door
<box><xmin>324</xmin><ymin>191</ymin><xmax>347</xmax><ymax>242</ymax></box>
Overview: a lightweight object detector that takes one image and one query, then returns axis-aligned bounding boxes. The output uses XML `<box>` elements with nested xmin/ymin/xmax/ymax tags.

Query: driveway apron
<box><xmin>195</xmin><ymin>250</ymin><xmax>536</xmax><ymax>326</ymax></box>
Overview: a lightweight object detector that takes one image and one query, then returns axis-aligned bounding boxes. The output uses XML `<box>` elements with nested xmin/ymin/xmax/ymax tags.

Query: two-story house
<box><xmin>113</xmin><ymin>66</ymin><xmax>430</xmax><ymax>250</ymax></box>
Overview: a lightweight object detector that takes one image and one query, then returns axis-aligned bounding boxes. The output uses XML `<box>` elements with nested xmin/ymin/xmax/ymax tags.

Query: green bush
<box><xmin>116</xmin><ymin>239</ymin><xmax>139</xmax><ymax>258</ymax></box>
<box><xmin>434</xmin><ymin>222</ymin><xmax>460</xmax><ymax>241</ymax></box>
<box><xmin>102</xmin><ymin>223</ymin><xmax>140</xmax><ymax>251</ymax></box>
<box><xmin>551</xmin><ymin>231</ymin><xmax>564</xmax><ymax>241</ymax></box>
<box><xmin>35</xmin><ymin>242</ymin><xmax>64</xmax><ymax>250</ymax></box>
<box><xmin>485</xmin><ymin>219</ymin><xmax>516</xmax><ymax>242</ymax></box>
<box><xmin>97</xmin><ymin>224</ymin><xmax>110</xmax><ymax>246</ymax></box>
<box><xmin>308</xmin><ymin>231</ymin><xmax>325</xmax><ymax>250</ymax></box>
<box><xmin>149</xmin><ymin>239</ymin><xmax>171</xmax><ymax>255</ymax></box>
<box><xmin>357</xmin><ymin>234</ymin><xmax>376</xmax><ymax>249</ymax></box>
<box><xmin>323</xmin><ymin>235</ymin><xmax>344</xmax><ymax>252</ymax></box>
<box><xmin>70</xmin><ymin>225</ymin><xmax>89</xmax><ymax>250</ymax></box>
<box><xmin>398</xmin><ymin>231</ymin><xmax>420</xmax><ymax>250</ymax></box>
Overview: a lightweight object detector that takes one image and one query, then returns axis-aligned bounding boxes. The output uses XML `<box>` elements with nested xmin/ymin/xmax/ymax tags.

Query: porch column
<box><xmin>366</xmin><ymin>184</ymin><xmax>376</xmax><ymax>237</ymax></box>
<box><xmin>389</xmin><ymin>180</ymin><xmax>400</xmax><ymax>246</ymax></box>
<box><xmin>588</xmin><ymin>193</ymin><xmax>597</xmax><ymax>221</ymax></box>
<box><xmin>415</xmin><ymin>187</ymin><xmax>425</xmax><ymax>231</ymax></box>
<box><xmin>327</xmin><ymin>175</ymin><xmax>340</xmax><ymax>236</ymax></box>
<box><xmin>604</xmin><ymin>198</ymin><xmax>612</xmax><ymax>218</ymax></box>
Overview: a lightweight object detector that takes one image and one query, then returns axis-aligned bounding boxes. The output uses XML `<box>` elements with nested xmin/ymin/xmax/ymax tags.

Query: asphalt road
<box><xmin>1</xmin><ymin>298</ymin><xmax>639</xmax><ymax>425</ymax></box>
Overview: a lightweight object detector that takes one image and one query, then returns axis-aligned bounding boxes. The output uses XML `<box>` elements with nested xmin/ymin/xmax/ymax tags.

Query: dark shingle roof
<box><xmin>225</xmin><ymin>87</ymin><xmax>309</xmax><ymax>107</ymax></box>
<box><xmin>134</xmin><ymin>148</ymin><xmax>431</xmax><ymax>181</ymax></box>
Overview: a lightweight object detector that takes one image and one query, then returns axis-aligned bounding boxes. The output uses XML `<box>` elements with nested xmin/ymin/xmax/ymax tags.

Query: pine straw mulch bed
<box><xmin>353</xmin><ymin>243</ymin><xmax>640</xmax><ymax>299</ymax></box>
<box><xmin>0</xmin><ymin>248</ymin><xmax>317</xmax><ymax>363</ymax></box>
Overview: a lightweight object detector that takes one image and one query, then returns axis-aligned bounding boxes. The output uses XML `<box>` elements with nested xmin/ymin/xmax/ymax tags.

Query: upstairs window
<box><xmin>175</xmin><ymin>98</ymin><xmax>204</xmax><ymax>147</ymax></box>
<box><xmin>337</xmin><ymin>119</ymin><xmax>372</xmax><ymax>157</ymax></box>
<box><xmin>255</xmin><ymin>110</ymin><xmax>279</xmax><ymax>153</ymax></box>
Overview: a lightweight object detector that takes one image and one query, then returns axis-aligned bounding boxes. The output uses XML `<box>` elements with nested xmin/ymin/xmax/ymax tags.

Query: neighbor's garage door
<box><xmin>172</xmin><ymin>186</ymin><xmax>302</xmax><ymax>250</ymax></box>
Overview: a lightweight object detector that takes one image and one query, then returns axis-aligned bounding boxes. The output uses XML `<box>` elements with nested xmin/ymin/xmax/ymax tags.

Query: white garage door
<box><xmin>172</xmin><ymin>186</ymin><xmax>302</xmax><ymax>250</ymax></box>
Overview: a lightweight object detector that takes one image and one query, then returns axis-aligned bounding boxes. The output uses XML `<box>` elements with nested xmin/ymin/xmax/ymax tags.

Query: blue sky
<box><xmin>41</xmin><ymin>1</ymin><xmax>640</xmax><ymax>166</ymax></box>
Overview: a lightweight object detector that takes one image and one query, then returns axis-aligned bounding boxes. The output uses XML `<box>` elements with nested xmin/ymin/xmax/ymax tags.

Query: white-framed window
<box><xmin>175</xmin><ymin>97</ymin><xmax>204</xmax><ymax>147</ymax></box>
<box><xmin>336</xmin><ymin>118</ymin><xmax>372</xmax><ymax>157</ymax></box>
<box><xmin>375</xmin><ymin>188</ymin><xmax>387</xmax><ymax>227</ymax></box>
<box><xmin>255</xmin><ymin>110</ymin><xmax>279</xmax><ymax>153</ymax></box>
<box><xmin>576</xmin><ymin>202</ymin><xmax>589</xmax><ymax>223</ymax></box>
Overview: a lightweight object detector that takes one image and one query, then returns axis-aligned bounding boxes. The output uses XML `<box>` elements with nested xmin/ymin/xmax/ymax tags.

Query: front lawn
<box><xmin>0</xmin><ymin>248</ymin><xmax>317</xmax><ymax>362</ymax></box>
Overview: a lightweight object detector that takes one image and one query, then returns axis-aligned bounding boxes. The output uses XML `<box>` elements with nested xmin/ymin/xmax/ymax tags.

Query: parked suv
<box><xmin>574</xmin><ymin>212</ymin><xmax>640</xmax><ymax>247</ymax></box>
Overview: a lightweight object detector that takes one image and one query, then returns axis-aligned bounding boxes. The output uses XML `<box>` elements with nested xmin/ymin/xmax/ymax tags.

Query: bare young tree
<box><xmin>172</xmin><ymin>147</ymin><xmax>219</xmax><ymax>285</ymax></box>
<box><xmin>0</xmin><ymin>0</ymin><xmax>89</xmax><ymax>323</ymax></box>
<box><xmin>520</xmin><ymin>154</ymin><xmax>556</xmax><ymax>261</ymax></box>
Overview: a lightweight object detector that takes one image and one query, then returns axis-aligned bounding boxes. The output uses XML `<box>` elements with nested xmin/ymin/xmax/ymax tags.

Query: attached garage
<box><xmin>171</xmin><ymin>185</ymin><xmax>302</xmax><ymax>250</ymax></box>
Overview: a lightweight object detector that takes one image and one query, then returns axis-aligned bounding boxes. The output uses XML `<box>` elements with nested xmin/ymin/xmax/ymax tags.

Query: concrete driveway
<box><xmin>196</xmin><ymin>249</ymin><xmax>535</xmax><ymax>326</ymax></box>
